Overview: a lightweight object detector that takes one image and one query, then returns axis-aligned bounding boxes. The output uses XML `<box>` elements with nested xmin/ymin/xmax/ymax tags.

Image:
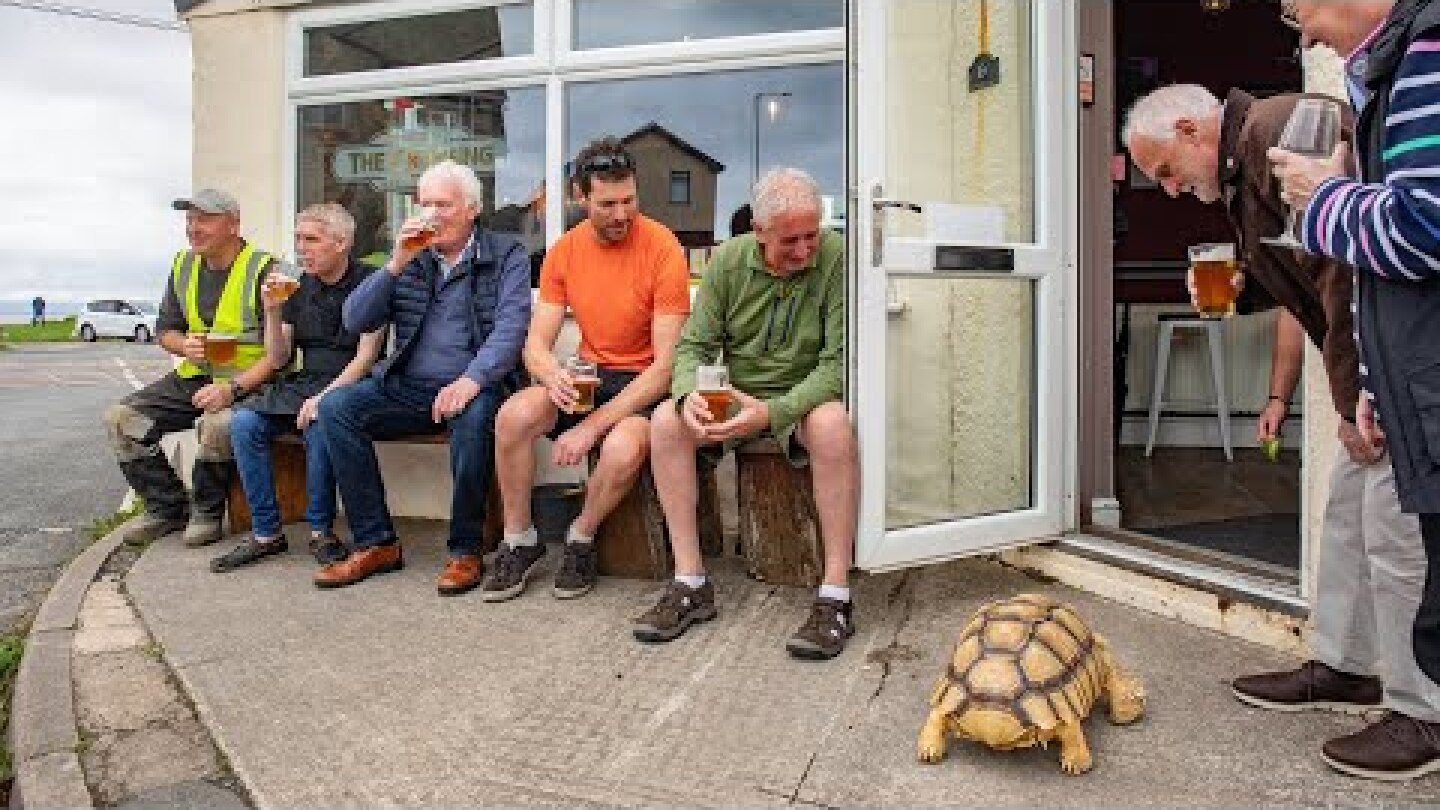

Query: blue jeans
<box><xmin>229</xmin><ymin>408</ymin><xmax>337</xmax><ymax>539</ymax></box>
<box><xmin>317</xmin><ymin>375</ymin><xmax>503</xmax><ymax>555</ymax></box>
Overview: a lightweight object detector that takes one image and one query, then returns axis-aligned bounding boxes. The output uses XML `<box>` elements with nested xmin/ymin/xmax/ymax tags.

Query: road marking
<box><xmin>38</xmin><ymin>527</ymin><xmax>72</xmax><ymax>534</ymax></box>
<box><xmin>113</xmin><ymin>357</ymin><xmax>143</xmax><ymax>391</ymax></box>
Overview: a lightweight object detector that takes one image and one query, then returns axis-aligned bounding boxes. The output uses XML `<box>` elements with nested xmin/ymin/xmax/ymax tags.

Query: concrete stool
<box><xmin>1144</xmin><ymin>314</ymin><xmax>1232</xmax><ymax>461</ymax></box>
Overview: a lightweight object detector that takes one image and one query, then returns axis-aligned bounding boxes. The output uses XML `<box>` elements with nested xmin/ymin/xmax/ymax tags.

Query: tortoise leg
<box><xmin>1054</xmin><ymin>721</ymin><xmax>1093</xmax><ymax>775</ymax></box>
<box><xmin>1095</xmin><ymin>634</ymin><xmax>1145</xmax><ymax>725</ymax></box>
<box><xmin>917</xmin><ymin>708</ymin><xmax>950</xmax><ymax>763</ymax></box>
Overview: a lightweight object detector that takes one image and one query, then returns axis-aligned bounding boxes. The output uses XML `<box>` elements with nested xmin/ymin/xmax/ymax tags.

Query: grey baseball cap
<box><xmin>172</xmin><ymin>188</ymin><xmax>239</xmax><ymax>215</ymax></box>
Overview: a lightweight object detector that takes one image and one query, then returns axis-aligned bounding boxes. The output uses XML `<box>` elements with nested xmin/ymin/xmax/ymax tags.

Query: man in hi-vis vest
<box><xmin>105</xmin><ymin>188</ymin><xmax>282</xmax><ymax>548</ymax></box>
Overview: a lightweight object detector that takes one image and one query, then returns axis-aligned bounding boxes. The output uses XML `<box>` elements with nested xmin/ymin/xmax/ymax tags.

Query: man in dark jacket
<box><xmin>1126</xmin><ymin>82</ymin><xmax>1440</xmax><ymax>781</ymax></box>
<box><xmin>1272</xmin><ymin>0</ymin><xmax>1440</xmax><ymax>780</ymax></box>
<box><xmin>313</xmin><ymin>160</ymin><xmax>531</xmax><ymax>596</ymax></box>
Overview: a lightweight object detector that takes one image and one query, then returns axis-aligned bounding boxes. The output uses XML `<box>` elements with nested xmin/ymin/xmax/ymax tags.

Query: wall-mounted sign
<box><xmin>333</xmin><ymin>126</ymin><xmax>506</xmax><ymax>192</ymax></box>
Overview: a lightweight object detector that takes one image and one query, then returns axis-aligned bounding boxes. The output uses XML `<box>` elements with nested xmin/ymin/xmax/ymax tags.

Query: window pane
<box><xmin>297</xmin><ymin>87</ymin><xmax>546</xmax><ymax>280</ymax></box>
<box><xmin>566</xmin><ymin>64</ymin><xmax>844</xmax><ymax>249</ymax></box>
<box><xmin>669</xmin><ymin>171</ymin><xmax>690</xmax><ymax>205</ymax></box>
<box><xmin>304</xmin><ymin>4</ymin><xmax>534</xmax><ymax>78</ymax></box>
<box><xmin>573</xmin><ymin>0</ymin><xmax>841</xmax><ymax>50</ymax></box>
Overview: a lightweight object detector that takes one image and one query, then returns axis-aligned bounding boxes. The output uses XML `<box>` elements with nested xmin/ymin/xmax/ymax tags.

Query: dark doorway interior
<box><xmin>1110</xmin><ymin>0</ymin><xmax>1303</xmax><ymax>573</ymax></box>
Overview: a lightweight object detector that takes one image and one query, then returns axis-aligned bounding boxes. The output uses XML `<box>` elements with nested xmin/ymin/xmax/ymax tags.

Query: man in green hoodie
<box><xmin>632</xmin><ymin>167</ymin><xmax>858</xmax><ymax>661</ymax></box>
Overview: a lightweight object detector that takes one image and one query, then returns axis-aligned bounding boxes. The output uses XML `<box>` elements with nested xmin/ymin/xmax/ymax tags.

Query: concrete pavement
<box><xmin>121</xmin><ymin>519</ymin><xmax>1440</xmax><ymax>807</ymax></box>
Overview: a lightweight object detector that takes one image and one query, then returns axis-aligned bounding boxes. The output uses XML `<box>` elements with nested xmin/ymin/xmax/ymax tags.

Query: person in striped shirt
<box><xmin>1272</xmin><ymin>0</ymin><xmax>1440</xmax><ymax>781</ymax></box>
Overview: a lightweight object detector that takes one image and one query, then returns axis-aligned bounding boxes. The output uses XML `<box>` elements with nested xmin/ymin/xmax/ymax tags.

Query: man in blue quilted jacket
<box><xmin>313</xmin><ymin>160</ymin><xmax>531</xmax><ymax>596</ymax></box>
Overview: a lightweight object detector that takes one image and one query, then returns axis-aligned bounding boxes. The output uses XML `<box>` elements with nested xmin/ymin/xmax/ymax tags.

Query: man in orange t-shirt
<box><xmin>485</xmin><ymin>137</ymin><xmax>691</xmax><ymax>602</ymax></box>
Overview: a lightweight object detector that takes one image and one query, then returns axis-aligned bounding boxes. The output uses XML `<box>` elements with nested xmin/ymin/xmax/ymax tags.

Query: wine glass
<box><xmin>1262</xmin><ymin>98</ymin><xmax>1343</xmax><ymax>249</ymax></box>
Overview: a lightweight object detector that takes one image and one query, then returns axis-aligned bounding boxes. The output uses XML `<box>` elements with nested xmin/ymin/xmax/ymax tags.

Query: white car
<box><xmin>75</xmin><ymin>299</ymin><xmax>155</xmax><ymax>343</ymax></box>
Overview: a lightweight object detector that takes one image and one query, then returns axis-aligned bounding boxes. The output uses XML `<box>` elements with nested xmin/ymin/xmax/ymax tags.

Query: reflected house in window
<box><xmin>621</xmin><ymin>123</ymin><xmax>723</xmax><ymax>249</ymax></box>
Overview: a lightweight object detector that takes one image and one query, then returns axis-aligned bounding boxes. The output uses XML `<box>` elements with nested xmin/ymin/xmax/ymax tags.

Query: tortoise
<box><xmin>917</xmin><ymin>593</ymin><xmax>1145</xmax><ymax>775</ymax></box>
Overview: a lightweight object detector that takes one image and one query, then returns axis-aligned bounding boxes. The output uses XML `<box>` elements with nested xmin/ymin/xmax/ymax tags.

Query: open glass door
<box><xmin>852</xmin><ymin>0</ymin><xmax>1076</xmax><ymax>571</ymax></box>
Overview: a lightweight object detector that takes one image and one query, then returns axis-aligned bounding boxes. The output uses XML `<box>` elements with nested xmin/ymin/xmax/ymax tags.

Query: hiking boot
<box><xmin>210</xmin><ymin>535</ymin><xmax>288</xmax><ymax>573</ymax></box>
<box><xmin>1322</xmin><ymin>712</ymin><xmax>1440</xmax><ymax>781</ymax></box>
<box><xmin>308</xmin><ymin>531</ymin><xmax>349</xmax><ymax>566</ymax></box>
<box><xmin>633</xmin><ymin>580</ymin><xmax>717</xmax><ymax>643</ymax></box>
<box><xmin>785</xmin><ymin>597</ymin><xmax>855</xmax><ymax>661</ymax></box>
<box><xmin>183</xmin><ymin>518</ymin><xmax>224</xmax><ymax>548</ymax></box>
<box><xmin>479</xmin><ymin>543</ymin><xmax>545</xmax><ymax>602</ymax></box>
<box><xmin>1231</xmin><ymin>660</ymin><xmax>1382</xmax><ymax>714</ymax></box>
<box><xmin>116</xmin><ymin>513</ymin><xmax>186</xmax><ymax>547</ymax></box>
<box><xmin>552</xmin><ymin>542</ymin><xmax>599</xmax><ymax>599</ymax></box>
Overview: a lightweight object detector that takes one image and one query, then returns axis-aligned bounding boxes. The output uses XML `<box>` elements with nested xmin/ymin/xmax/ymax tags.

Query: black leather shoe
<box><xmin>210</xmin><ymin>536</ymin><xmax>288</xmax><ymax>573</ymax></box>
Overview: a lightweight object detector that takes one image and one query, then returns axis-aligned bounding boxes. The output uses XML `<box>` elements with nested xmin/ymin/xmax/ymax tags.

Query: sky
<box><xmin>0</xmin><ymin>0</ymin><xmax>191</xmax><ymax>307</ymax></box>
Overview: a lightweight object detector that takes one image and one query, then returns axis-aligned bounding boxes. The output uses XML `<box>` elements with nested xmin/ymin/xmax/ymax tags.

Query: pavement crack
<box><xmin>866</xmin><ymin>570</ymin><xmax>918</xmax><ymax>704</ymax></box>
<box><xmin>786</xmin><ymin>751</ymin><xmax>819</xmax><ymax>804</ymax></box>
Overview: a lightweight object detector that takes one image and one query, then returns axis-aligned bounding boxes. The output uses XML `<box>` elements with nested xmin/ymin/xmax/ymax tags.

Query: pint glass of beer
<box><xmin>1188</xmin><ymin>243</ymin><xmax>1239</xmax><ymax>319</ymax></box>
<box><xmin>696</xmin><ymin>364</ymin><xmax>733</xmax><ymax>423</ymax></box>
<box><xmin>399</xmin><ymin>207</ymin><xmax>438</xmax><ymax>252</ymax></box>
<box><xmin>205</xmin><ymin>332</ymin><xmax>239</xmax><ymax>367</ymax></box>
<box><xmin>567</xmin><ymin>357</ymin><xmax>600</xmax><ymax>414</ymax></box>
<box><xmin>269</xmin><ymin>262</ymin><xmax>301</xmax><ymax>303</ymax></box>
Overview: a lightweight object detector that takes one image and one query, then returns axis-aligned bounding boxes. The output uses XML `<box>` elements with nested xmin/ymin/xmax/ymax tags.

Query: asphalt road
<box><xmin>0</xmin><ymin>340</ymin><xmax>170</xmax><ymax>632</ymax></box>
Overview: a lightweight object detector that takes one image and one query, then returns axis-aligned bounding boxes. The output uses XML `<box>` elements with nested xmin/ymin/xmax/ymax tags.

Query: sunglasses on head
<box><xmin>578</xmin><ymin>152</ymin><xmax>635</xmax><ymax>175</ymax></box>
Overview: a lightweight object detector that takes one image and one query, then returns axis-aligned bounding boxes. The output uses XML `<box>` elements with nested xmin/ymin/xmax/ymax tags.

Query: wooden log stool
<box><xmin>226</xmin><ymin>432</ymin><xmax>503</xmax><ymax>552</ymax></box>
<box><xmin>735</xmin><ymin>437</ymin><xmax>823</xmax><ymax>588</ymax></box>
<box><xmin>591</xmin><ymin>451</ymin><xmax>723</xmax><ymax>581</ymax></box>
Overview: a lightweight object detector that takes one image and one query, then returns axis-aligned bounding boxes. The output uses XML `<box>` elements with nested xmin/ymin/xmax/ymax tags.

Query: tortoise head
<box><xmin>954</xmin><ymin>708</ymin><xmax>1037</xmax><ymax>751</ymax></box>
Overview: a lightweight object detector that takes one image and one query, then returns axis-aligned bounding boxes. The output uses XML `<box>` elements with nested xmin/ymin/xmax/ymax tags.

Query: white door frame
<box><xmin>851</xmin><ymin>0</ymin><xmax>1079</xmax><ymax>572</ymax></box>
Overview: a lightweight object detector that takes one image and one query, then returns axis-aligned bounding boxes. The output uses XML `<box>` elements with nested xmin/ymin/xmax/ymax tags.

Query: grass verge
<box><xmin>0</xmin><ymin>317</ymin><xmax>78</xmax><ymax>344</ymax></box>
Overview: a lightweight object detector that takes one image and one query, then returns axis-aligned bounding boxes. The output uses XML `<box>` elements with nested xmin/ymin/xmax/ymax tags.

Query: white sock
<box><xmin>818</xmin><ymin>584</ymin><xmax>851</xmax><ymax>603</ymax></box>
<box><xmin>566</xmin><ymin>522</ymin><xmax>594</xmax><ymax>546</ymax></box>
<box><xmin>675</xmin><ymin>574</ymin><xmax>707</xmax><ymax>589</ymax></box>
<box><xmin>505</xmin><ymin>526</ymin><xmax>539</xmax><ymax>548</ymax></box>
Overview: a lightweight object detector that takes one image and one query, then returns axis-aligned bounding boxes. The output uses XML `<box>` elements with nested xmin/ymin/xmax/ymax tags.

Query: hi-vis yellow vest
<box><xmin>172</xmin><ymin>244</ymin><xmax>271</xmax><ymax>379</ymax></box>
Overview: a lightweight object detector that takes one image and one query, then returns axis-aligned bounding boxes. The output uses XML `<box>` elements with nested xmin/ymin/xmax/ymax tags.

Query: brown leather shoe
<box><xmin>1322</xmin><ymin>712</ymin><xmax>1440</xmax><ymax>781</ymax></box>
<box><xmin>437</xmin><ymin>555</ymin><xmax>483</xmax><ymax>596</ymax></box>
<box><xmin>313</xmin><ymin>543</ymin><xmax>403</xmax><ymax>589</ymax></box>
<box><xmin>1231</xmin><ymin>660</ymin><xmax>1382</xmax><ymax>714</ymax></box>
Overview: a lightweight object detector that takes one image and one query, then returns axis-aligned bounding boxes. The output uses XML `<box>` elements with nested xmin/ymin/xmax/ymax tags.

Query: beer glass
<box><xmin>399</xmin><ymin>206</ymin><xmax>438</xmax><ymax>252</ymax></box>
<box><xmin>1188</xmin><ymin>243</ymin><xmax>1239</xmax><ymax>319</ymax></box>
<box><xmin>270</xmin><ymin>261</ymin><xmax>301</xmax><ymax>303</ymax></box>
<box><xmin>696</xmin><ymin>364</ymin><xmax>734</xmax><ymax>423</ymax></box>
<box><xmin>205</xmin><ymin>332</ymin><xmax>239</xmax><ymax>367</ymax></box>
<box><xmin>188</xmin><ymin>329</ymin><xmax>210</xmax><ymax>371</ymax></box>
<box><xmin>1262</xmin><ymin>98</ymin><xmax>1343</xmax><ymax>248</ymax></box>
<box><xmin>567</xmin><ymin>357</ymin><xmax>600</xmax><ymax>414</ymax></box>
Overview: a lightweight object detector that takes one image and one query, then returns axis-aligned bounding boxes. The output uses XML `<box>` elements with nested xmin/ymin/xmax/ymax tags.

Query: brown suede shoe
<box><xmin>437</xmin><ymin>555</ymin><xmax>483</xmax><ymax>596</ymax></box>
<box><xmin>1231</xmin><ymin>660</ymin><xmax>1382</xmax><ymax>714</ymax></box>
<box><xmin>1322</xmin><ymin>712</ymin><xmax>1440</xmax><ymax>781</ymax></box>
<box><xmin>313</xmin><ymin>544</ymin><xmax>403</xmax><ymax>589</ymax></box>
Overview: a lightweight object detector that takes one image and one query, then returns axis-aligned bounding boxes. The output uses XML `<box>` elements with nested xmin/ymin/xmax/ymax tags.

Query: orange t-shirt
<box><xmin>538</xmin><ymin>214</ymin><xmax>691</xmax><ymax>372</ymax></box>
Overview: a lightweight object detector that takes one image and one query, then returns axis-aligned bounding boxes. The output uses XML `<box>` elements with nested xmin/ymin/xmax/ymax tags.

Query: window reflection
<box><xmin>296</xmin><ymin>87</ymin><xmax>545</xmax><ymax>280</ymax></box>
<box><xmin>304</xmin><ymin>4</ymin><xmax>534</xmax><ymax>78</ymax></box>
<box><xmin>573</xmin><ymin>0</ymin><xmax>841</xmax><ymax>50</ymax></box>
<box><xmin>566</xmin><ymin>64</ymin><xmax>844</xmax><ymax>252</ymax></box>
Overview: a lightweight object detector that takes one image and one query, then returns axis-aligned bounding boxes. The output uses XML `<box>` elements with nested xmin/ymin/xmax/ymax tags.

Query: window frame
<box><xmin>668</xmin><ymin>169</ymin><xmax>691</xmax><ymax>205</ymax></box>
<box><xmin>284</xmin><ymin>0</ymin><xmax>844</xmax><ymax>251</ymax></box>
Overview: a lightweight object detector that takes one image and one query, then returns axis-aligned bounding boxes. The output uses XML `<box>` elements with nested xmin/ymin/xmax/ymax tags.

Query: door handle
<box><xmin>870</xmin><ymin>187</ymin><xmax>923</xmax><ymax>267</ymax></box>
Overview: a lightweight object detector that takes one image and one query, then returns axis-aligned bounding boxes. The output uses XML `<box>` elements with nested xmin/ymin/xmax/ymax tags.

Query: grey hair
<box><xmin>296</xmin><ymin>202</ymin><xmax>355</xmax><ymax>244</ymax></box>
<box><xmin>418</xmin><ymin>159</ymin><xmax>484</xmax><ymax>209</ymax></box>
<box><xmin>1121</xmin><ymin>84</ymin><xmax>1222</xmax><ymax>147</ymax></box>
<box><xmin>752</xmin><ymin>167</ymin><xmax>822</xmax><ymax>227</ymax></box>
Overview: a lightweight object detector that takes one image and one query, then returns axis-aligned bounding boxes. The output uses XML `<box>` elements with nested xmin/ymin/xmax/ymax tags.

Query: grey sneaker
<box><xmin>785</xmin><ymin>597</ymin><xmax>855</xmax><ymax>661</ymax></box>
<box><xmin>116</xmin><ymin>513</ymin><xmax>187</xmax><ymax>547</ymax></box>
<box><xmin>210</xmin><ymin>535</ymin><xmax>288</xmax><ymax>573</ymax></box>
<box><xmin>478</xmin><ymin>543</ymin><xmax>545</xmax><ymax>602</ymax></box>
<box><xmin>183</xmin><ymin>518</ymin><xmax>224</xmax><ymax>548</ymax></box>
<box><xmin>633</xmin><ymin>580</ymin><xmax>717</xmax><ymax>643</ymax></box>
<box><xmin>552</xmin><ymin>542</ymin><xmax>599</xmax><ymax>599</ymax></box>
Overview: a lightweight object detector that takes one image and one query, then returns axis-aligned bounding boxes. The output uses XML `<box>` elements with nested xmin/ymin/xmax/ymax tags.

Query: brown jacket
<box><xmin>1219</xmin><ymin>89</ymin><xmax>1359</xmax><ymax>421</ymax></box>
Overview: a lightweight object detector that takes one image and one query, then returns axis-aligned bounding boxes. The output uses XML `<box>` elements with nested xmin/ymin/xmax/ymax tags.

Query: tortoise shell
<box><xmin>935</xmin><ymin>593</ymin><xmax>1107</xmax><ymax>731</ymax></box>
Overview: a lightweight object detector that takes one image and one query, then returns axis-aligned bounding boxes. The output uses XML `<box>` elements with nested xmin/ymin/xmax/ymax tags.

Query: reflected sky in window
<box><xmin>567</xmin><ymin>63</ymin><xmax>843</xmax><ymax>240</ymax></box>
<box><xmin>573</xmin><ymin>0</ymin><xmax>841</xmax><ymax>50</ymax></box>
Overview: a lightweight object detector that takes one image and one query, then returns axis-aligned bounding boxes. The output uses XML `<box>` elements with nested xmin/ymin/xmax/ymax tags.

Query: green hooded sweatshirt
<box><xmin>671</xmin><ymin>229</ymin><xmax>845</xmax><ymax>439</ymax></box>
